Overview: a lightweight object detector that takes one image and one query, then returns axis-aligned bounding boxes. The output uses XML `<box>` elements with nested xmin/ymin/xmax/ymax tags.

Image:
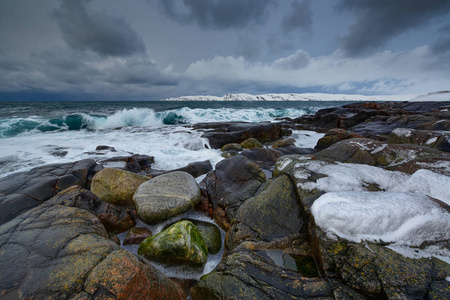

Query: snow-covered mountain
<box><xmin>409</xmin><ymin>91</ymin><xmax>450</xmax><ymax>101</ymax></box>
<box><xmin>163</xmin><ymin>92</ymin><xmax>417</xmax><ymax>101</ymax></box>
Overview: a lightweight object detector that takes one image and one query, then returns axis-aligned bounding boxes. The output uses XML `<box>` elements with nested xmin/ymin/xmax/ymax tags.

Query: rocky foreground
<box><xmin>0</xmin><ymin>101</ymin><xmax>449</xmax><ymax>299</ymax></box>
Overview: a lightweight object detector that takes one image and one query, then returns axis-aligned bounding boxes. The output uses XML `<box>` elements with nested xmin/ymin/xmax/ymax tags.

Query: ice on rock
<box><xmin>425</xmin><ymin>137</ymin><xmax>438</xmax><ymax>145</ymax></box>
<box><xmin>392</xmin><ymin>128</ymin><xmax>412</xmax><ymax>138</ymax></box>
<box><xmin>294</xmin><ymin>160</ymin><xmax>450</xmax><ymax>205</ymax></box>
<box><xmin>311</xmin><ymin>191</ymin><xmax>450</xmax><ymax>247</ymax></box>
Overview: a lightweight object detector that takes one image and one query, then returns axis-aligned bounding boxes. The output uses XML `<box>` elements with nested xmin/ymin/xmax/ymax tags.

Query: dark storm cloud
<box><xmin>281</xmin><ymin>0</ymin><xmax>312</xmax><ymax>35</ymax></box>
<box><xmin>53</xmin><ymin>0</ymin><xmax>146</xmax><ymax>57</ymax></box>
<box><xmin>433</xmin><ymin>24</ymin><xmax>450</xmax><ymax>54</ymax></box>
<box><xmin>337</xmin><ymin>0</ymin><xmax>450</xmax><ymax>57</ymax></box>
<box><xmin>158</xmin><ymin>0</ymin><xmax>276</xmax><ymax>29</ymax></box>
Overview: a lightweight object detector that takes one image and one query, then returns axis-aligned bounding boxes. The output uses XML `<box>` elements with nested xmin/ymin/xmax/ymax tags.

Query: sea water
<box><xmin>0</xmin><ymin>100</ymin><xmax>346</xmax><ymax>178</ymax></box>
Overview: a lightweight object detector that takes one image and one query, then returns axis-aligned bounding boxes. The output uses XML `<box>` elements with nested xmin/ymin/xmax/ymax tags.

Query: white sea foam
<box><xmin>0</xmin><ymin>125</ymin><xmax>223</xmax><ymax>178</ymax></box>
<box><xmin>86</xmin><ymin>108</ymin><xmax>163</xmax><ymax>129</ymax></box>
<box><xmin>158</xmin><ymin>107</ymin><xmax>308</xmax><ymax>123</ymax></box>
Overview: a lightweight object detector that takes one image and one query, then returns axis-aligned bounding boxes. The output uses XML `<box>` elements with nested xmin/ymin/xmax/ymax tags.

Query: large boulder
<box><xmin>133</xmin><ymin>171</ymin><xmax>201</xmax><ymax>224</ymax></box>
<box><xmin>220</xmin><ymin>143</ymin><xmax>243</xmax><ymax>152</ymax></box>
<box><xmin>84</xmin><ymin>249</ymin><xmax>185</xmax><ymax>299</ymax></box>
<box><xmin>191</xmin><ymin>249</ymin><xmax>335</xmax><ymax>300</ymax></box>
<box><xmin>50</xmin><ymin>185</ymin><xmax>137</xmax><ymax>234</ymax></box>
<box><xmin>388</xmin><ymin>128</ymin><xmax>450</xmax><ymax>152</ymax></box>
<box><xmin>272</xmin><ymin>137</ymin><xmax>296</xmax><ymax>148</ymax></box>
<box><xmin>273</xmin><ymin>155</ymin><xmax>450</xmax><ymax>299</ymax></box>
<box><xmin>226</xmin><ymin>175</ymin><xmax>305</xmax><ymax>251</ymax></box>
<box><xmin>189</xmin><ymin>219</ymin><xmax>222</xmax><ymax>254</ymax></box>
<box><xmin>138</xmin><ymin>220</ymin><xmax>208</xmax><ymax>267</ymax></box>
<box><xmin>203</xmin><ymin>155</ymin><xmax>266</xmax><ymax>230</ymax></box>
<box><xmin>315</xmin><ymin>128</ymin><xmax>362</xmax><ymax>150</ymax></box>
<box><xmin>0</xmin><ymin>159</ymin><xmax>97</xmax><ymax>225</ymax></box>
<box><xmin>173</xmin><ymin>160</ymin><xmax>213</xmax><ymax>178</ymax></box>
<box><xmin>195</xmin><ymin>121</ymin><xmax>285</xmax><ymax>149</ymax></box>
<box><xmin>240</xmin><ymin>138</ymin><xmax>263</xmax><ymax>149</ymax></box>
<box><xmin>0</xmin><ymin>187</ymin><xmax>185</xmax><ymax>299</ymax></box>
<box><xmin>99</xmin><ymin>154</ymin><xmax>155</xmax><ymax>173</ymax></box>
<box><xmin>314</xmin><ymin>138</ymin><xmax>450</xmax><ymax>171</ymax></box>
<box><xmin>91</xmin><ymin>168</ymin><xmax>150</xmax><ymax>206</ymax></box>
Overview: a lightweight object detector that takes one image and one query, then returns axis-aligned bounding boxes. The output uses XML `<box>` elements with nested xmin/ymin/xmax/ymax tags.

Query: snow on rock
<box><xmin>291</xmin><ymin>130</ymin><xmax>325</xmax><ymax>148</ymax></box>
<box><xmin>163</xmin><ymin>93</ymin><xmax>416</xmax><ymax>101</ymax></box>
<box><xmin>287</xmin><ymin>160</ymin><xmax>450</xmax><ymax>205</ymax></box>
<box><xmin>311</xmin><ymin>191</ymin><xmax>450</xmax><ymax>246</ymax></box>
<box><xmin>391</xmin><ymin>128</ymin><xmax>412</xmax><ymax>138</ymax></box>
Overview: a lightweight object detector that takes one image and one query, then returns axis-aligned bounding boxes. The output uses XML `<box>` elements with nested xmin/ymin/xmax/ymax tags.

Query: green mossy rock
<box><xmin>91</xmin><ymin>168</ymin><xmax>149</xmax><ymax>206</ymax></box>
<box><xmin>272</xmin><ymin>137</ymin><xmax>296</xmax><ymax>148</ymax></box>
<box><xmin>240</xmin><ymin>138</ymin><xmax>263</xmax><ymax>149</ymax></box>
<box><xmin>138</xmin><ymin>220</ymin><xmax>208</xmax><ymax>267</ymax></box>
<box><xmin>220</xmin><ymin>143</ymin><xmax>243</xmax><ymax>152</ymax></box>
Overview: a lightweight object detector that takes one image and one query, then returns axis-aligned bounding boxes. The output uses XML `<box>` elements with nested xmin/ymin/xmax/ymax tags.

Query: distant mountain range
<box><xmin>162</xmin><ymin>91</ymin><xmax>450</xmax><ymax>101</ymax></box>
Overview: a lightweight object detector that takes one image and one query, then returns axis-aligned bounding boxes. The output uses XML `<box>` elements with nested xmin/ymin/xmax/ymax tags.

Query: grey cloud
<box><xmin>272</xmin><ymin>49</ymin><xmax>310</xmax><ymax>69</ymax></box>
<box><xmin>158</xmin><ymin>0</ymin><xmax>276</xmax><ymax>29</ymax></box>
<box><xmin>281</xmin><ymin>0</ymin><xmax>312</xmax><ymax>35</ymax></box>
<box><xmin>104</xmin><ymin>59</ymin><xmax>179</xmax><ymax>86</ymax></box>
<box><xmin>0</xmin><ymin>45</ymin><xmax>178</xmax><ymax>98</ymax></box>
<box><xmin>338</xmin><ymin>0</ymin><xmax>450</xmax><ymax>57</ymax></box>
<box><xmin>53</xmin><ymin>0</ymin><xmax>146</xmax><ymax>57</ymax></box>
<box><xmin>433</xmin><ymin>24</ymin><xmax>450</xmax><ymax>54</ymax></box>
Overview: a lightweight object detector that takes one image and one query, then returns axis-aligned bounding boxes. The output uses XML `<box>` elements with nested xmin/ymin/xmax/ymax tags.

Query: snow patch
<box><xmin>311</xmin><ymin>191</ymin><xmax>450</xmax><ymax>247</ymax></box>
<box><xmin>392</xmin><ymin>128</ymin><xmax>412</xmax><ymax>138</ymax></box>
<box><xmin>426</xmin><ymin>137</ymin><xmax>438</xmax><ymax>145</ymax></box>
<box><xmin>291</xmin><ymin>130</ymin><xmax>324</xmax><ymax>148</ymax></box>
<box><xmin>294</xmin><ymin>161</ymin><xmax>450</xmax><ymax>205</ymax></box>
<box><xmin>371</xmin><ymin>144</ymin><xmax>388</xmax><ymax>154</ymax></box>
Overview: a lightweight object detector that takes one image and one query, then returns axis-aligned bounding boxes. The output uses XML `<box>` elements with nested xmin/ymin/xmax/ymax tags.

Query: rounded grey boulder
<box><xmin>133</xmin><ymin>171</ymin><xmax>201</xmax><ymax>224</ymax></box>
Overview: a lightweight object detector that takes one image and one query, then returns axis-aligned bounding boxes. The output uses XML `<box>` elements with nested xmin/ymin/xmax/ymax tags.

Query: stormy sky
<box><xmin>1</xmin><ymin>0</ymin><xmax>449</xmax><ymax>100</ymax></box>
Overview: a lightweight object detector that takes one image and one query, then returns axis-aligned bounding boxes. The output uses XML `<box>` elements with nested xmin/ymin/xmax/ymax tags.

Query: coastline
<box><xmin>0</xmin><ymin>100</ymin><xmax>449</xmax><ymax>299</ymax></box>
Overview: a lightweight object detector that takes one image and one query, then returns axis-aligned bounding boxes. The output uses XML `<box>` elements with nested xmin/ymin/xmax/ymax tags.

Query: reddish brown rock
<box><xmin>123</xmin><ymin>227</ymin><xmax>153</xmax><ymax>245</ymax></box>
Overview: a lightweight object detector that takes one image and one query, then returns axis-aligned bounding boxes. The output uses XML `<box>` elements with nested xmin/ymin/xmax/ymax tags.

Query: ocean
<box><xmin>0</xmin><ymin>100</ymin><xmax>351</xmax><ymax>178</ymax></box>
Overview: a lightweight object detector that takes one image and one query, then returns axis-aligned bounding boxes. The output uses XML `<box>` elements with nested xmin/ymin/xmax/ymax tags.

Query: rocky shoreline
<box><xmin>0</xmin><ymin>101</ymin><xmax>449</xmax><ymax>299</ymax></box>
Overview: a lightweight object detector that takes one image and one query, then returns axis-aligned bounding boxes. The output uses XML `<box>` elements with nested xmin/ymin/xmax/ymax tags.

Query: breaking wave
<box><xmin>0</xmin><ymin>106</ymin><xmax>309</xmax><ymax>138</ymax></box>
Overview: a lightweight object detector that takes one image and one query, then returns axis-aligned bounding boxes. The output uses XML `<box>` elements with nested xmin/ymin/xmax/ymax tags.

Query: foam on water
<box><xmin>157</xmin><ymin>107</ymin><xmax>308</xmax><ymax>124</ymax></box>
<box><xmin>0</xmin><ymin>104</ymin><xmax>317</xmax><ymax>177</ymax></box>
<box><xmin>0</xmin><ymin>125</ymin><xmax>223</xmax><ymax>178</ymax></box>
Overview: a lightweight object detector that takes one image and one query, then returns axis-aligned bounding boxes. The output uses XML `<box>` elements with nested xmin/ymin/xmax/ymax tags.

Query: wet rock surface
<box><xmin>123</xmin><ymin>227</ymin><xmax>153</xmax><ymax>245</ymax></box>
<box><xmin>0</xmin><ymin>159</ymin><xmax>97</xmax><ymax>225</ymax></box>
<box><xmin>194</xmin><ymin>121</ymin><xmax>286</xmax><ymax>149</ymax></box>
<box><xmin>192</xmin><ymin>101</ymin><xmax>450</xmax><ymax>300</ymax></box>
<box><xmin>138</xmin><ymin>220</ymin><xmax>208</xmax><ymax>267</ymax></box>
<box><xmin>0</xmin><ymin>186</ymin><xmax>185</xmax><ymax>299</ymax></box>
<box><xmin>203</xmin><ymin>155</ymin><xmax>266</xmax><ymax>230</ymax></box>
<box><xmin>133</xmin><ymin>171</ymin><xmax>201</xmax><ymax>224</ymax></box>
<box><xmin>91</xmin><ymin>168</ymin><xmax>150</xmax><ymax>206</ymax></box>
